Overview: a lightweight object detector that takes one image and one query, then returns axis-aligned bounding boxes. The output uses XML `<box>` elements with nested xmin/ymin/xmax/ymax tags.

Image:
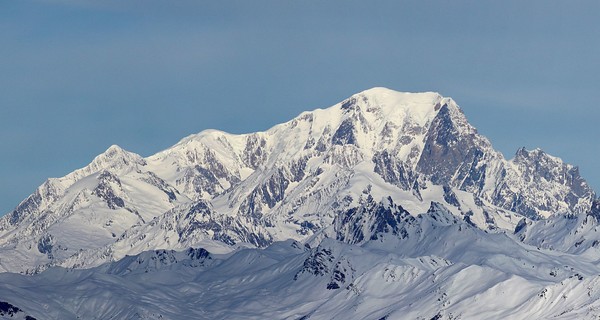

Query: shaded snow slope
<box><xmin>2</xmin><ymin>205</ymin><xmax>600</xmax><ymax>319</ymax></box>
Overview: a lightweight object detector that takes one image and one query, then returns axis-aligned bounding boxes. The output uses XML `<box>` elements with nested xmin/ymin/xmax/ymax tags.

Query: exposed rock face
<box><xmin>335</xmin><ymin>196</ymin><xmax>414</xmax><ymax>244</ymax></box>
<box><xmin>373</xmin><ymin>150</ymin><xmax>417</xmax><ymax>191</ymax></box>
<box><xmin>418</xmin><ymin>104</ymin><xmax>482</xmax><ymax>186</ymax></box>
<box><xmin>589</xmin><ymin>199</ymin><xmax>600</xmax><ymax>220</ymax></box>
<box><xmin>92</xmin><ymin>171</ymin><xmax>126</xmax><ymax>210</ymax></box>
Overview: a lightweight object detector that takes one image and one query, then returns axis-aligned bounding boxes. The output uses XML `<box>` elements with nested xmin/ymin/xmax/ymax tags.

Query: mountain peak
<box><xmin>349</xmin><ymin>88</ymin><xmax>445</xmax><ymax>116</ymax></box>
<box><xmin>91</xmin><ymin>144</ymin><xmax>134</xmax><ymax>163</ymax></box>
<box><xmin>357</xmin><ymin>87</ymin><xmax>442</xmax><ymax>102</ymax></box>
<box><xmin>65</xmin><ymin>144</ymin><xmax>146</xmax><ymax>183</ymax></box>
<box><xmin>92</xmin><ymin>144</ymin><xmax>144</xmax><ymax>167</ymax></box>
<box><xmin>104</xmin><ymin>144</ymin><xmax>126</xmax><ymax>155</ymax></box>
<box><xmin>514</xmin><ymin>147</ymin><xmax>563</xmax><ymax>164</ymax></box>
<box><xmin>341</xmin><ymin>89</ymin><xmax>469</xmax><ymax>138</ymax></box>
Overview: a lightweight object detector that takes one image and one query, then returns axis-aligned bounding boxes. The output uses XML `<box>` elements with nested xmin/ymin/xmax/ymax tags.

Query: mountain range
<box><xmin>1</xmin><ymin>87</ymin><xmax>599</xmax><ymax>319</ymax></box>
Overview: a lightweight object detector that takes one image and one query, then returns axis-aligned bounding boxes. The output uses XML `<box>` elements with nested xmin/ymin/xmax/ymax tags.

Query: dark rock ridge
<box><xmin>0</xmin><ymin>301</ymin><xmax>36</xmax><ymax>320</ymax></box>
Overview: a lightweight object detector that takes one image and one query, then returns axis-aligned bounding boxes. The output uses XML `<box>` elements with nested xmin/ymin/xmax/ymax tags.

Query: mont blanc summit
<box><xmin>1</xmin><ymin>88</ymin><xmax>599</xmax><ymax>319</ymax></box>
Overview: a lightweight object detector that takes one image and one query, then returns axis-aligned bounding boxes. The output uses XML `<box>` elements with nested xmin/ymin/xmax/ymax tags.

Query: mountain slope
<box><xmin>2</xmin><ymin>204</ymin><xmax>600</xmax><ymax>319</ymax></box>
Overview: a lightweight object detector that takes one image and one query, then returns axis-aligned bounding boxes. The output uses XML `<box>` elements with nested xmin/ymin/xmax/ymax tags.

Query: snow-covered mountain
<box><xmin>0</xmin><ymin>87</ymin><xmax>596</xmax><ymax>273</ymax></box>
<box><xmin>0</xmin><ymin>87</ymin><xmax>599</xmax><ymax>319</ymax></box>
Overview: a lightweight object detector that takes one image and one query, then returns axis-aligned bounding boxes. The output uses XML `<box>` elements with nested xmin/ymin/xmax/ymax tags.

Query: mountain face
<box><xmin>0</xmin><ymin>87</ymin><xmax>596</xmax><ymax>273</ymax></box>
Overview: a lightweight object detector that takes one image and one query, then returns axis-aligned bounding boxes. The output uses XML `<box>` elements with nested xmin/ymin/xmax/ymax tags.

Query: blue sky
<box><xmin>1</xmin><ymin>1</ymin><xmax>599</xmax><ymax>215</ymax></box>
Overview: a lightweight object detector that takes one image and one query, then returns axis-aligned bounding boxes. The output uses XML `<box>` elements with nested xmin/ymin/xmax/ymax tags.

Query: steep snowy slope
<box><xmin>0</xmin><ymin>87</ymin><xmax>596</xmax><ymax>273</ymax></box>
<box><xmin>513</xmin><ymin>199</ymin><xmax>600</xmax><ymax>254</ymax></box>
